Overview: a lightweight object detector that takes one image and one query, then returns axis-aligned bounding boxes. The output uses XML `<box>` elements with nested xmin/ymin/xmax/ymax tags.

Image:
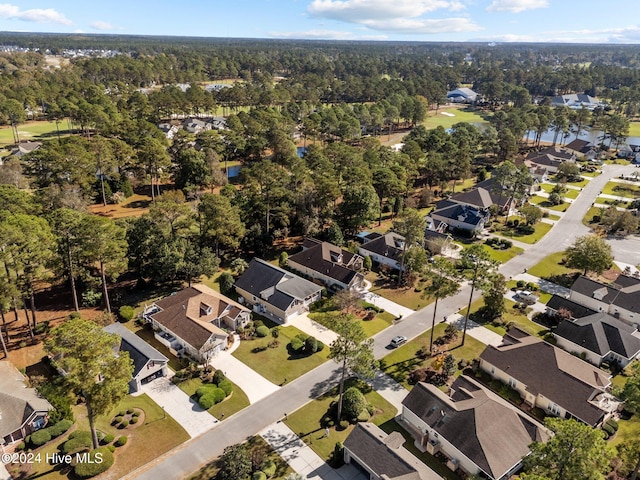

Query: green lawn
<box><xmin>0</xmin><ymin>120</ymin><xmax>72</xmax><ymax>146</ymax></box>
<box><xmin>583</xmin><ymin>206</ymin><xmax>603</xmax><ymax>226</ymax></box>
<box><xmin>581</xmin><ymin>170</ymin><xmax>602</xmax><ymax>177</ymax></box>
<box><xmin>604</xmin><ymin>159</ymin><xmax>631</xmax><ymax>165</ymax></box>
<box><xmin>459</xmin><ymin>298</ymin><xmax>549</xmax><ymax>338</ymax></box>
<box><xmin>505</xmin><ymin>281</ymin><xmax>552</xmax><ymax>304</ymax></box>
<box><xmin>177</xmin><ymin>377</ymin><xmax>250</xmax><ymax>420</ymax></box>
<box><xmin>529</xmin><ymin>195</ymin><xmax>570</xmax><ymax>212</ymax></box>
<box><xmin>564</xmin><ymin>178</ymin><xmax>590</xmax><ymax>188</ymax></box>
<box><xmin>379</xmin><ymin>419</ymin><xmax>461</xmax><ymax>480</ymax></box>
<box><xmin>491</xmin><ymin>220</ymin><xmax>552</xmax><ymax>244</ymax></box>
<box><xmin>596</xmin><ymin>196</ymin><xmax>631</xmax><ymax>208</ymax></box>
<box><xmin>365</xmin><ymin>271</ymin><xmax>432</xmax><ymax>310</ymax></box>
<box><xmin>380</xmin><ymin>323</ymin><xmax>486</xmax><ymax>389</ymax></box>
<box><xmin>232</xmin><ymin>324</ymin><xmax>329</xmax><ymax>385</ymax></box>
<box><xmin>602</xmin><ymin>181</ymin><xmax>640</xmax><ymax>199</ymax></box>
<box><xmin>629</xmin><ymin>121</ymin><xmax>640</xmax><ymax>137</ymax></box>
<box><xmin>422</xmin><ymin>106</ymin><xmax>489</xmax><ymax>131</ymax></box>
<box><xmin>611</xmin><ymin>415</ymin><xmax>640</xmax><ymax>448</ymax></box>
<box><xmin>18</xmin><ymin>394</ymin><xmax>190</xmax><ymax>480</ymax></box>
<box><xmin>538</xmin><ymin>184</ymin><xmax>580</xmax><ymax>199</ymax></box>
<box><xmin>309</xmin><ymin>310</ymin><xmax>396</xmax><ymax>338</ymax></box>
<box><xmin>546</xmin><ymin>213</ymin><xmax>561</xmax><ymax>221</ymax></box>
<box><xmin>474</xmin><ymin>243</ymin><xmax>524</xmax><ymax>264</ymax></box>
<box><xmin>284</xmin><ymin>379</ymin><xmax>397</xmax><ymax>462</ymax></box>
<box><xmin>527</xmin><ymin>252</ymin><xmax>581</xmax><ymax>288</ymax></box>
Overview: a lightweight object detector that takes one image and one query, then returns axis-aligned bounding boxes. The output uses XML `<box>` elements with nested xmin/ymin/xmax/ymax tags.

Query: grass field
<box><xmin>596</xmin><ymin>196</ymin><xmax>632</xmax><ymax>208</ymax></box>
<box><xmin>381</xmin><ymin>323</ymin><xmax>486</xmax><ymax>389</ymax></box>
<box><xmin>422</xmin><ymin>106</ymin><xmax>489</xmax><ymax>131</ymax></box>
<box><xmin>0</xmin><ymin>120</ymin><xmax>70</xmax><ymax>146</ymax></box>
<box><xmin>491</xmin><ymin>220</ymin><xmax>553</xmax><ymax>244</ymax></box>
<box><xmin>308</xmin><ymin>310</ymin><xmax>396</xmax><ymax>338</ymax></box>
<box><xmin>583</xmin><ymin>206</ymin><xmax>604</xmax><ymax>226</ymax></box>
<box><xmin>538</xmin><ymin>184</ymin><xmax>580</xmax><ymax>200</ymax></box>
<box><xmin>602</xmin><ymin>181</ymin><xmax>640</xmax><ymax>199</ymax></box>
<box><xmin>459</xmin><ymin>297</ymin><xmax>549</xmax><ymax>338</ymax></box>
<box><xmin>365</xmin><ymin>271</ymin><xmax>433</xmax><ymax>310</ymax></box>
<box><xmin>284</xmin><ymin>379</ymin><xmax>397</xmax><ymax>462</ymax></box>
<box><xmin>177</xmin><ymin>377</ymin><xmax>250</xmax><ymax>420</ymax></box>
<box><xmin>546</xmin><ymin>213</ymin><xmax>561</xmax><ymax>221</ymax></box>
<box><xmin>582</xmin><ymin>170</ymin><xmax>602</xmax><ymax>177</ymax></box>
<box><xmin>529</xmin><ymin>195</ymin><xmax>569</xmax><ymax>212</ymax></box>
<box><xmin>233</xmin><ymin>324</ymin><xmax>329</xmax><ymax>385</ymax></box>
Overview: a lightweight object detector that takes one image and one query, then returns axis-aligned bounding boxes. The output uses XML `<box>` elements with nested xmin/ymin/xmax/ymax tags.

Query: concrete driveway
<box><xmin>357</xmin><ymin>281</ymin><xmax>415</xmax><ymax>318</ymax></box>
<box><xmin>140</xmin><ymin>376</ymin><xmax>219</xmax><ymax>438</ymax></box>
<box><xmin>289</xmin><ymin>312</ymin><xmax>338</xmax><ymax>345</ymax></box>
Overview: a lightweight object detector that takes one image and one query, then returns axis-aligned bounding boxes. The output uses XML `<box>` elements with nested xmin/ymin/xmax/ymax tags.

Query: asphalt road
<box><xmin>130</xmin><ymin>163</ymin><xmax>640</xmax><ymax>480</ymax></box>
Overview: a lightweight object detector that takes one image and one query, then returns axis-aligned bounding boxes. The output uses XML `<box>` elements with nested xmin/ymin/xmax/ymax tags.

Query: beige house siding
<box><xmin>569</xmin><ymin>291</ymin><xmax>638</xmax><ymax>324</ymax></box>
<box><xmin>554</xmin><ymin>336</ymin><xmax>603</xmax><ymax>366</ymax></box>
<box><xmin>235</xmin><ymin>285</ymin><xmax>316</xmax><ymax>324</ymax></box>
<box><xmin>288</xmin><ymin>260</ymin><xmax>350</xmax><ymax>290</ymax></box>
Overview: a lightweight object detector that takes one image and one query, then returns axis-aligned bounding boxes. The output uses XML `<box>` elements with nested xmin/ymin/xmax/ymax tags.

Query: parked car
<box><xmin>390</xmin><ymin>335</ymin><xmax>407</xmax><ymax>347</ymax></box>
<box><xmin>515</xmin><ymin>290</ymin><xmax>538</xmax><ymax>305</ymax></box>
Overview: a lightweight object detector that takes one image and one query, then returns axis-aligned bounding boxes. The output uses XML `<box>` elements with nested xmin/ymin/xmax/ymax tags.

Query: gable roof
<box><xmin>151</xmin><ymin>284</ymin><xmax>237</xmax><ymax>350</ymax></box>
<box><xmin>343</xmin><ymin>423</ymin><xmax>440</xmax><ymax>480</ymax></box>
<box><xmin>0</xmin><ymin>361</ymin><xmax>53</xmax><ymax>437</ymax></box>
<box><xmin>447</xmin><ymin>88</ymin><xmax>477</xmax><ymax>100</ymax></box>
<box><xmin>403</xmin><ymin>376</ymin><xmax>549</xmax><ymax>480</ymax></box>
<box><xmin>555</xmin><ymin>312</ymin><xmax>640</xmax><ymax>360</ymax></box>
<box><xmin>479</xmin><ymin>329</ymin><xmax>610</xmax><ymax>426</ymax></box>
<box><xmin>103</xmin><ymin>323</ymin><xmax>168</xmax><ymax>378</ymax></box>
<box><xmin>571</xmin><ymin>275</ymin><xmax>640</xmax><ymax>315</ymax></box>
<box><xmin>359</xmin><ymin>232</ymin><xmax>405</xmax><ymax>261</ymax></box>
<box><xmin>430</xmin><ymin>203</ymin><xmax>488</xmax><ymax>226</ymax></box>
<box><xmin>445</xmin><ymin>186</ymin><xmax>512</xmax><ymax>211</ymax></box>
<box><xmin>234</xmin><ymin>258</ymin><xmax>322</xmax><ymax>311</ymax></box>
<box><xmin>564</xmin><ymin>139</ymin><xmax>595</xmax><ymax>154</ymax></box>
<box><xmin>288</xmin><ymin>238</ymin><xmax>364</xmax><ymax>286</ymax></box>
<box><xmin>546</xmin><ymin>295</ymin><xmax>596</xmax><ymax>319</ymax></box>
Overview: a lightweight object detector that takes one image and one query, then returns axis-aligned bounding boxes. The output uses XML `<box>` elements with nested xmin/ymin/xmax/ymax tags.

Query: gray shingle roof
<box><xmin>0</xmin><ymin>361</ymin><xmax>53</xmax><ymax>437</ymax></box>
<box><xmin>555</xmin><ymin>312</ymin><xmax>640</xmax><ymax>360</ymax></box>
<box><xmin>402</xmin><ymin>376</ymin><xmax>549</xmax><ymax>480</ymax></box>
<box><xmin>546</xmin><ymin>295</ymin><xmax>596</xmax><ymax>319</ymax></box>
<box><xmin>430</xmin><ymin>203</ymin><xmax>488</xmax><ymax>226</ymax></box>
<box><xmin>103</xmin><ymin>323</ymin><xmax>168</xmax><ymax>378</ymax></box>
<box><xmin>479</xmin><ymin>329</ymin><xmax>610</xmax><ymax>426</ymax></box>
<box><xmin>288</xmin><ymin>238</ymin><xmax>363</xmax><ymax>286</ymax></box>
<box><xmin>234</xmin><ymin>258</ymin><xmax>322</xmax><ymax>311</ymax></box>
<box><xmin>571</xmin><ymin>275</ymin><xmax>640</xmax><ymax>315</ymax></box>
<box><xmin>359</xmin><ymin>232</ymin><xmax>405</xmax><ymax>261</ymax></box>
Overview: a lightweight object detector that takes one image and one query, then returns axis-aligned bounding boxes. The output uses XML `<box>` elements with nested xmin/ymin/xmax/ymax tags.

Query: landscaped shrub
<box><xmin>360</xmin><ymin>301</ymin><xmax>383</xmax><ymax>313</ymax></box>
<box><xmin>48</xmin><ymin>419</ymin><xmax>73</xmax><ymax>437</ymax></box>
<box><xmin>30</xmin><ymin>429</ymin><xmax>52</xmax><ymax>446</ymax></box>
<box><xmin>342</xmin><ymin>387</ymin><xmax>368</xmax><ymax>421</ymax></box>
<box><xmin>332</xmin><ymin>442</ymin><xmax>344</xmax><ymax>467</ymax></box>
<box><xmin>516</xmin><ymin>280</ymin><xmax>526</xmax><ymax>288</ymax></box>
<box><xmin>118</xmin><ymin>422</ymin><xmax>127</xmax><ymax>429</ymax></box>
<box><xmin>305</xmin><ymin>336</ymin><xmax>318</xmax><ymax>353</ymax></box>
<box><xmin>62</xmin><ymin>431</ymin><xmax>92</xmax><ymax>454</ymax></box>
<box><xmin>129</xmin><ymin>417</ymin><xmax>138</xmax><ymax>424</ymax></box>
<box><xmin>126</xmin><ymin>408</ymin><xmax>134</xmax><ymax>414</ymax></box>
<box><xmin>271</xmin><ymin>327</ymin><xmax>280</xmax><ymax>338</ymax></box>
<box><xmin>74</xmin><ymin>447</ymin><xmax>114</xmax><ymax>478</ymax></box>
<box><xmin>118</xmin><ymin>305</ymin><xmax>135</xmax><ymax>322</ymax></box>
<box><xmin>107</xmin><ymin>445</ymin><xmax>116</xmax><ymax>453</ymax></box>
<box><xmin>115</xmin><ymin>415</ymin><xmax>123</xmax><ymax>423</ymax></box>
<box><xmin>602</xmin><ymin>423</ymin><xmax>616</xmax><ymax>437</ymax></box>
<box><xmin>256</xmin><ymin>325</ymin><xmax>270</xmax><ymax>337</ymax></box>
<box><xmin>199</xmin><ymin>393</ymin><xmax>217</xmax><ymax>409</ymax></box>
<box><xmin>102</xmin><ymin>433</ymin><xmax>115</xmax><ymax>445</ymax></box>
<box><xmin>252</xmin><ymin>472</ymin><xmax>267</xmax><ymax>480</ymax></box>
<box><xmin>213</xmin><ymin>370</ymin><xmax>226</xmax><ymax>384</ymax></box>
<box><xmin>218</xmin><ymin>379</ymin><xmax>233</xmax><ymax>396</ymax></box>
<box><xmin>261</xmin><ymin>460</ymin><xmax>276</xmax><ymax>478</ymax></box>
<box><xmin>219</xmin><ymin>272</ymin><xmax>234</xmax><ymax>294</ymax></box>
<box><xmin>290</xmin><ymin>337</ymin><xmax>304</xmax><ymax>352</ymax></box>
<box><xmin>15</xmin><ymin>442</ymin><xmax>25</xmax><ymax>451</ymax></box>
<box><xmin>606</xmin><ymin>419</ymin><xmax>619</xmax><ymax>431</ymax></box>
<box><xmin>115</xmin><ymin>435</ymin><xmax>128</xmax><ymax>447</ymax></box>
<box><xmin>211</xmin><ymin>388</ymin><xmax>226</xmax><ymax>404</ymax></box>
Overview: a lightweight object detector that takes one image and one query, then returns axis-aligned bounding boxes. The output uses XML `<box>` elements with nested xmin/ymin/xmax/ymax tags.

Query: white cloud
<box><xmin>486</xmin><ymin>0</ymin><xmax>548</xmax><ymax>13</ymax></box>
<box><xmin>0</xmin><ymin>4</ymin><xmax>72</xmax><ymax>25</ymax></box>
<box><xmin>474</xmin><ymin>25</ymin><xmax>640</xmax><ymax>43</ymax></box>
<box><xmin>90</xmin><ymin>20</ymin><xmax>116</xmax><ymax>31</ymax></box>
<box><xmin>268</xmin><ymin>29</ymin><xmax>388</xmax><ymax>40</ymax></box>
<box><xmin>307</xmin><ymin>0</ymin><xmax>478</xmax><ymax>34</ymax></box>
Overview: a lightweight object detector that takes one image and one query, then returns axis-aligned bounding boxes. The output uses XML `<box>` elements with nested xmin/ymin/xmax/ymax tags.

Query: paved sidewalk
<box><xmin>210</xmin><ymin>349</ymin><xmax>280</xmax><ymax>404</ymax></box>
<box><xmin>615</xmin><ymin>261</ymin><xmax>640</xmax><ymax>276</ymax></box>
<box><xmin>0</xmin><ymin>462</ymin><xmax>11</xmax><ymax>480</ymax></box>
<box><xmin>289</xmin><ymin>312</ymin><xmax>338</xmax><ymax>345</ymax></box>
<box><xmin>140</xmin><ymin>375</ymin><xmax>219</xmax><ymax>438</ymax></box>
<box><xmin>358</xmin><ymin>281</ymin><xmax>414</xmax><ymax>318</ymax></box>
<box><xmin>260</xmin><ymin>422</ymin><xmax>366</xmax><ymax>480</ymax></box>
<box><xmin>371</xmin><ymin>370</ymin><xmax>408</xmax><ymax>412</ymax></box>
<box><xmin>445</xmin><ymin>314</ymin><xmax>503</xmax><ymax>347</ymax></box>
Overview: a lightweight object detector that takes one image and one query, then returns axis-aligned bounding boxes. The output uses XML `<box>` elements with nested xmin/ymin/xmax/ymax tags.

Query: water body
<box><xmin>226</xmin><ymin>165</ymin><xmax>242</xmax><ymax>178</ymax></box>
<box><xmin>524</xmin><ymin>126</ymin><xmax>640</xmax><ymax>147</ymax></box>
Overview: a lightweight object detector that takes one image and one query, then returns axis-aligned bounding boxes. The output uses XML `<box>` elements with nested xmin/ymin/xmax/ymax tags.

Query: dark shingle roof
<box><xmin>479</xmin><ymin>329</ymin><xmax>610</xmax><ymax>426</ymax></box>
<box><xmin>430</xmin><ymin>203</ymin><xmax>487</xmax><ymax>226</ymax></box>
<box><xmin>446</xmin><ymin>187</ymin><xmax>512</xmax><ymax>211</ymax></box>
<box><xmin>571</xmin><ymin>275</ymin><xmax>640</xmax><ymax>315</ymax></box>
<box><xmin>234</xmin><ymin>258</ymin><xmax>322</xmax><ymax>311</ymax></box>
<box><xmin>546</xmin><ymin>295</ymin><xmax>596</xmax><ymax>319</ymax></box>
<box><xmin>402</xmin><ymin>376</ymin><xmax>549</xmax><ymax>479</ymax></box>
<box><xmin>343</xmin><ymin>423</ymin><xmax>439</xmax><ymax>480</ymax></box>
<box><xmin>288</xmin><ymin>238</ymin><xmax>364</xmax><ymax>286</ymax></box>
<box><xmin>104</xmin><ymin>323</ymin><xmax>168</xmax><ymax>378</ymax></box>
<box><xmin>555</xmin><ymin>312</ymin><xmax>640</xmax><ymax>359</ymax></box>
<box><xmin>359</xmin><ymin>232</ymin><xmax>405</xmax><ymax>261</ymax></box>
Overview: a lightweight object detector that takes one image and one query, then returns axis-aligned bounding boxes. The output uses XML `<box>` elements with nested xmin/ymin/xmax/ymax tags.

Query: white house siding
<box><xmin>400</xmin><ymin>408</ymin><xmax>480</xmax><ymax>477</ymax></box>
<box><xmin>569</xmin><ymin>291</ymin><xmax>638</xmax><ymax>324</ymax></box>
<box><xmin>554</xmin><ymin>337</ymin><xmax>603</xmax><ymax>366</ymax></box>
<box><xmin>430</xmin><ymin>214</ymin><xmax>484</xmax><ymax>233</ymax></box>
<box><xmin>358</xmin><ymin>249</ymin><xmax>402</xmax><ymax>271</ymax></box>
<box><xmin>287</xmin><ymin>260</ymin><xmax>351</xmax><ymax>290</ymax></box>
<box><xmin>132</xmin><ymin>360</ymin><xmax>168</xmax><ymax>392</ymax></box>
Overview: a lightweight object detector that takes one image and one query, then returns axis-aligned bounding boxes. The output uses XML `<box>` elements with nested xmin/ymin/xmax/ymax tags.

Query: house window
<box><xmin>548</xmin><ymin>402</ymin><xmax>561</xmax><ymax>415</ymax></box>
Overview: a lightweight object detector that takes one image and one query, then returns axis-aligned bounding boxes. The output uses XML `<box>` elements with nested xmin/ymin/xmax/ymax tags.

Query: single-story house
<box><xmin>427</xmin><ymin>203</ymin><xmax>489</xmax><ymax>235</ymax></box>
<box><xmin>9</xmin><ymin>141</ymin><xmax>42</xmax><ymax>157</ymax></box>
<box><xmin>530</xmin><ymin>166</ymin><xmax>550</xmax><ymax>183</ymax></box>
<box><xmin>524</xmin><ymin>147</ymin><xmax>576</xmax><ymax>174</ymax></box>
<box><xmin>545</xmin><ymin>294</ymin><xmax>596</xmax><ymax>320</ymax></box>
<box><xmin>447</xmin><ymin>88</ymin><xmax>477</xmax><ymax>103</ymax></box>
<box><xmin>569</xmin><ymin>274</ymin><xmax>640</xmax><ymax>325</ymax></box>
<box><xmin>0</xmin><ymin>361</ymin><xmax>53</xmax><ymax>453</ymax></box>
<box><xmin>479</xmin><ymin>328</ymin><xmax>616</xmax><ymax>427</ymax></box>
<box><xmin>234</xmin><ymin>258</ymin><xmax>322</xmax><ymax>324</ymax></box>
<box><xmin>183</xmin><ymin>118</ymin><xmax>211</xmax><ymax>134</ymax></box>
<box><xmin>424</xmin><ymin>227</ymin><xmax>454</xmax><ymax>256</ymax></box>
<box><xmin>144</xmin><ymin>283</ymin><xmax>248</xmax><ymax>362</ymax></box>
<box><xmin>343</xmin><ymin>422</ymin><xmax>441</xmax><ymax>480</ymax></box>
<box><xmin>438</xmin><ymin>186</ymin><xmax>514</xmax><ymax>214</ymax></box>
<box><xmin>358</xmin><ymin>232</ymin><xmax>406</xmax><ymax>271</ymax></box>
<box><xmin>554</xmin><ymin>312</ymin><xmax>640</xmax><ymax>368</ymax></box>
<box><xmin>158</xmin><ymin>122</ymin><xmax>180</xmax><ymax>140</ymax></box>
<box><xmin>401</xmin><ymin>376</ymin><xmax>550</xmax><ymax>480</ymax></box>
<box><xmin>565</xmin><ymin>139</ymin><xmax>602</xmax><ymax>161</ymax></box>
<box><xmin>288</xmin><ymin>237</ymin><xmax>365</xmax><ymax>292</ymax></box>
<box><xmin>103</xmin><ymin>323</ymin><xmax>169</xmax><ymax>392</ymax></box>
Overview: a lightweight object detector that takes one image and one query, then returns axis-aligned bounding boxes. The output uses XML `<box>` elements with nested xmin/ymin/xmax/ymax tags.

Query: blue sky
<box><xmin>1</xmin><ymin>1</ymin><xmax>640</xmax><ymax>43</ymax></box>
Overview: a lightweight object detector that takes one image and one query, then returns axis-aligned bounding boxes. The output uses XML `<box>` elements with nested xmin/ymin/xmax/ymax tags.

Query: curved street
<box><xmin>130</xmin><ymin>163</ymin><xmax>640</xmax><ymax>480</ymax></box>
